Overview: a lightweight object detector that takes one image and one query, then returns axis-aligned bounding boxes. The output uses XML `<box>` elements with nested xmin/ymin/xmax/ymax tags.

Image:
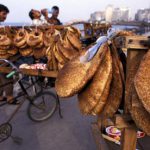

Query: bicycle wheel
<box><xmin>27</xmin><ymin>91</ymin><xmax>57</xmax><ymax>122</ymax></box>
<box><xmin>0</xmin><ymin>123</ymin><xmax>12</xmax><ymax>143</ymax></box>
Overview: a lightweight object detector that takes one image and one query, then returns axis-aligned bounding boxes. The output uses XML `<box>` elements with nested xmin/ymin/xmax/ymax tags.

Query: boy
<box><xmin>29</xmin><ymin>9</ymin><xmax>47</xmax><ymax>25</ymax></box>
<box><xmin>0</xmin><ymin>4</ymin><xmax>14</xmax><ymax>103</ymax></box>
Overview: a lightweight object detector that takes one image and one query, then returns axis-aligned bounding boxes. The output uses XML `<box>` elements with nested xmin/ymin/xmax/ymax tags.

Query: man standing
<box><xmin>0</xmin><ymin>4</ymin><xmax>9</xmax><ymax>23</ymax></box>
<box><xmin>0</xmin><ymin>4</ymin><xmax>14</xmax><ymax>103</ymax></box>
<box><xmin>41</xmin><ymin>6</ymin><xmax>62</xmax><ymax>25</ymax></box>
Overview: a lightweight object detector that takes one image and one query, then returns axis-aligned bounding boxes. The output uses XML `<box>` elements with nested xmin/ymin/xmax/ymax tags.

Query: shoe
<box><xmin>6</xmin><ymin>96</ymin><xmax>16</xmax><ymax>104</ymax></box>
<box><xmin>8</xmin><ymin>100</ymin><xmax>20</xmax><ymax>105</ymax></box>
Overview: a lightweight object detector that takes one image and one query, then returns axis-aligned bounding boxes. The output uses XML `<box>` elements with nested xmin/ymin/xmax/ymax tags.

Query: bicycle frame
<box><xmin>0</xmin><ymin>58</ymin><xmax>63</xmax><ymax>143</ymax></box>
<box><xmin>0</xmin><ymin>58</ymin><xmax>63</xmax><ymax>121</ymax></box>
<box><xmin>0</xmin><ymin>75</ymin><xmax>41</xmax><ymax>106</ymax></box>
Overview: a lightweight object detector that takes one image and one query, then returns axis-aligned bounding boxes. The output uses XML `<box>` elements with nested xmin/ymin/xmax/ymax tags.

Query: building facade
<box><xmin>112</xmin><ymin>7</ymin><xmax>129</xmax><ymax>22</ymax></box>
<box><xmin>105</xmin><ymin>5</ymin><xmax>114</xmax><ymax>23</ymax></box>
<box><xmin>90</xmin><ymin>11</ymin><xmax>105</xmax><ymax>22</ymax></box>
<box><xmin>89</xmin><ymin>5</ymin><xmax>130</xmax><ymax>23</ymax></box>
<box><xmin>135</xmin><ymin>8</ymin><xmax>150</xmax><ymax>22</ymax></box>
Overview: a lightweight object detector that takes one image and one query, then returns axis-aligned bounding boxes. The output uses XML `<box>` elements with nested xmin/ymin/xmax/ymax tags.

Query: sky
<box><xmin>0</xmin><ymin>0</ymin><xmax>150</xmax><ymax>23</ymax></box>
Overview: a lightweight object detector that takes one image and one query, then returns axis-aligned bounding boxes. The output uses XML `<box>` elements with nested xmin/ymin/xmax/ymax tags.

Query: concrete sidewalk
<box><xmin>0</xmin><ymin>93</ymin><xmax>97</xmax><ymax>150</ymax></box>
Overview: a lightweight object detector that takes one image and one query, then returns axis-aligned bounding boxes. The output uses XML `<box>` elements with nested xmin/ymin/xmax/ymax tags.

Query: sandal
<box><xmin>7</xmin><ymin>96</ymin><xmax>20</xmax><ymax>105</ymax></box>
<box><xmin>8</xmin><ymin>100</ymin><xmax>20</xmax><ymax>105</ymax></box>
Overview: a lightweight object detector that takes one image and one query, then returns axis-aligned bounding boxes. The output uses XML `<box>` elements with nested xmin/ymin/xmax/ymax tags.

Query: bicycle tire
<box><xmin>27</xmin><ymin>91</ymin><xmax>58</xmax><ymax>122</ymax></box>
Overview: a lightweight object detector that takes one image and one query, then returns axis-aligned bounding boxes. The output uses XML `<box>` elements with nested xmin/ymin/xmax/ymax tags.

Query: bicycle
<box><xmin>0</xmin><ymin>59</ymin><xmax>62</xmax><ymax>143</ymax></box>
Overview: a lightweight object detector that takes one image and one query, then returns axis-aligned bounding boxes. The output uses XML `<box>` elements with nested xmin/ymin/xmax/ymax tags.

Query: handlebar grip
<box><xmin>6</xmin><ymin>71</ymin><xmax>16</xmax><ymax>78</ymax></box>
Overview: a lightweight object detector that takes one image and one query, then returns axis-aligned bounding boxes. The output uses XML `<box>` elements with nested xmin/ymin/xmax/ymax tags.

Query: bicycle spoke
<box><xmin>27</xmin><ymin>91</ymin><xmax>57</xmax><ymax>122</ymax></box>
<box><xmin>41</xmin><ymin>95</ymin><xmax>46</xmax><ymax>105</ymax></box>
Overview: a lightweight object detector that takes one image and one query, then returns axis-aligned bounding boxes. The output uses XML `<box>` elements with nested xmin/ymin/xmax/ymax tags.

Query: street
<box><xmin>0</xmin><ymin>89</ymin><xmax>97</xmax><ymax>150</ymax></box>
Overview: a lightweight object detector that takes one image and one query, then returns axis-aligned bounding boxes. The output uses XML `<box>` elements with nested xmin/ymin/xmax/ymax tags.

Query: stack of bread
<box><xmin>0</xmin><ymin>32</ymin><xmax>16</xmax><ymax>59</ymax></box>
<box><xmin>129</xmin><ymin>50</ymin><xmax>150</xmax><ymax>136</ymax></box>
<box><xmin>55</xmin><ymin>31</ymin><xmax>150</xmax><ymax>136</ymax></box>
<box><xmin>55</xmin><ymin>40</ymin><xmax>123</xmax><ymax>116</ymax></box>
<box><xmin>0</xmin><ymin>26</ymin><xmax>81</xmax><ymax>71</ymax></box>
<box><xmin>46</xmin><ymin>27</ymin><xmax>81</xmax><ymax>71</ymax></box>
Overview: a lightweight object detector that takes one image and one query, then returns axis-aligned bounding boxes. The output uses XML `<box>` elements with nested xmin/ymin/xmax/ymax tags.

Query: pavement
<box><xmin>0</xmin><ymin>89</ymin><xmax>97</xmax><ymax>150</ymax></box>
<box><xmin>0</xmin><ymin>87</ymin><xmax>150</xmax><ymax>150</ymax></box>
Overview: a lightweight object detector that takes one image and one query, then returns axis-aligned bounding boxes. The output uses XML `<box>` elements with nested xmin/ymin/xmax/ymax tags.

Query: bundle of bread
<box><xmin>56</xmin><ymin>31</ymin><xmax>127</xmax><ymax>114</ymax></box>
<box><xmin>46</xmin><ymin>27</ymin><xmax>81</xmax><ymax>71</ymax></box>
<box><xmin>56</xmin><ymin>31</ymin><xmax>150</xmax><ymax>135</ymax></box>
<box><xmin>13</xmin><ymin>29</ymin><xmax>33</xmax><ymax>57</ymax></box>
<box><xmin>14</xmin><ymin>28</ymin><xmax>46</xmax><ymax>58</ymax></box>
<box><xmin>27</xmin><ymin>29</ymin><xmax>45</xmax><ymax>59</ymax></box>
<box><xmin>129</xmin><ymin>49</ymin><xmax>150</xmax><ymax>136</ymax></box>
<box><xmin>3</xmin><ymin>26</ymin><xmax>81</xmax><ymax>70</ymax></box>
<box><xmin>56</xmin><ymin>40</ymin><xmax>124</xmax><ymax>116</ymax></box>
<box><xmin>0</xmin><ymin>31</ymin><xmax>18</xmax><ymax>59</ymax></box>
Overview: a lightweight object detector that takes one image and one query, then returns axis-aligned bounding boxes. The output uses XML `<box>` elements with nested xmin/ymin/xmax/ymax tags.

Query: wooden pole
<box><xmin>121</xmin><ymin>36</ymin><xmax>149</xmax><ymax>150</ymax></box>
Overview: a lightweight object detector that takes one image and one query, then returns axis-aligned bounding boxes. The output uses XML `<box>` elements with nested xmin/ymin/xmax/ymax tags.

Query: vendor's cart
<box><xmin>91</xmin><ymin>35</ymin><xmax>150</xmax><ymax>150</ymax></box>
<box><xmin>0</xmin><ymin>25</ymin><xmax>70</xmax><ymax>143</ymax></box>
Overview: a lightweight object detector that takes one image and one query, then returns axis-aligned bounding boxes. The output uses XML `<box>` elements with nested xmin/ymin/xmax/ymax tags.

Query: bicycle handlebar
<box><xmin>0</xmin><ymin>59</ymin><xmax>20</xmax><ymax>78</ymax></box>
<box><xmin>6</xmin><ymin>70</ymin><xmax>17</xmax><ymax>78</ymax></box>
<box><xmin>0</xmin><ymin>59</ymin><xmax>19</xmax><ymax>71</ymax></box>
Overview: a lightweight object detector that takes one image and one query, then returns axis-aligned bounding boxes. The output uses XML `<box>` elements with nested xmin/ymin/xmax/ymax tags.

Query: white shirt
<box><xmin>32</xmin><ymin>19</ymin><xmax>48</xmax><ymax>26</ymax></box>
